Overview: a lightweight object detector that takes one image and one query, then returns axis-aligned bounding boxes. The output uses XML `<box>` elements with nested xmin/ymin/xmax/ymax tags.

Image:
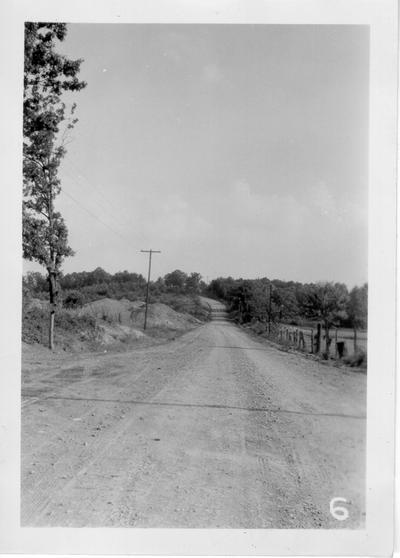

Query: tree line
<box><xmin>207</xmin><ymin>277</ymin><xmax>367</xmax><ymax>352</ymax></box>
<box><xmin>23</xmin><ymin>267</ymin><xmax>205</xmax><ymax>307</ymax></box>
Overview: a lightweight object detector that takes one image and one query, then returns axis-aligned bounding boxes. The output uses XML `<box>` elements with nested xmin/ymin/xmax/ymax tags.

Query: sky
<box><xmin>24</xmin><ymin>24</ymin><xmax>369</xmax><ymax>287</ymax></box>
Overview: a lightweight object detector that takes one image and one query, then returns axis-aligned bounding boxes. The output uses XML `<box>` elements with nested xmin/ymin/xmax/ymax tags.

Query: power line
<box><xmin>61</xmin><ymin>165</ymin><xmax>133</xmax><ymax>235</ymax></box>
<box><xmin>61</xmin><ymin>187</ymin><xmax>137</xmax><ymax>249</ymax></box>
<box><xmin>62</xmin><ymin>160</ymin><xmax>135</xmax><ymax>231</ymax></box>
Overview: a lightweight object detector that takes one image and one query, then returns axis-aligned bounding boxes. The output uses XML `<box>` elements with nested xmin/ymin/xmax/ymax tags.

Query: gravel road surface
<box><xmin>21</xmin><ymin>299</ymin><xmax>366</xmax><ymax>528</ymax></box>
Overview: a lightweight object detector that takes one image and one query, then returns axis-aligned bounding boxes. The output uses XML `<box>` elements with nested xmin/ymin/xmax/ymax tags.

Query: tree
<box><xmin>22</xmin><ymin>271</ymin><xmax>48</xmax><ymax>298</ymax></box>
<box><xmin>347</xmin><ymin>284</ymin><xmax>368</xmax><ymax>351</ymax></box>
<box><xmin>90</xmin><ymin>267</ymin><xmax>111</xmax><ymax>285</ymax></box>
<box><xmin>164</xmin><ymin>270</ymin><xmax>188</xmax><ymax>292</ymax></box>
<box><xmin>208</xmin><ymin>276</ymin><xmax>236</xmax><ymax>301</ymax></box>
<box><xmin>23</xmin><ymin>23</ymin><xmax>86</xmax><ymax>349</ymax></box>
<box><xmin>226</xmin><ymin>280</ymin><xmax>253</xmax><ymax>323</ymax></box>
<box><xmin>185</xmin><ymin>272</ymin><xmax>202</xmax><ymax>294</ymax></box>
<box><xmin>271</xmin><ymin>283</ymin><xmax>300</xmax><ymax>323</ymax></box>
<box><xmin>303</xmin><ymin>282</ymin><xmax>349</xmax><ymax>355</ymax></box>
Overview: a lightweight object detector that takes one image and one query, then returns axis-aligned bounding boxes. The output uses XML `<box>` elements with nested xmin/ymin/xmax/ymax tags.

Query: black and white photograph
<box><xmin>0</xmin><ymin>0</ymin><xmax>397</xmax><ymax>556</ymax></box>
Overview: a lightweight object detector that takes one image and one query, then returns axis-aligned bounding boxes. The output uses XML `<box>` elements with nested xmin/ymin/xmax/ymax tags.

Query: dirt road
<box><xmin>21</xmin><ymin>298</ymin><xmax>366</xmax><ymax>528</ymax></box>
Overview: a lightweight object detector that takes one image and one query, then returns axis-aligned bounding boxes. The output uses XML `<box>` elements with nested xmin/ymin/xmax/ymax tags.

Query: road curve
<box><xmin>21</xmin><ymin>308</ymin><xmax>366</xmax><ymax>528</ymax></box>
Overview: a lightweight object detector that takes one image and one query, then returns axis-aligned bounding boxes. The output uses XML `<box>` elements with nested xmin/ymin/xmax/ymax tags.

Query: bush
<box><xmin>343</xmin><ymin>350</ymin><xmax>367</xmax><ymax>368</ymax></box>
<box><xmin>22</xmin><ymin>307</ymin><xmax>48</xmax><ymax>344</ymax></box>
<box><xmin>251</xmin><ymin>320</ymin><xmax>267</xmax><ymax>335</ymax></box>
<box><xmin>63</xmin><ymin>290</ymin><xmax>85</xmax><ymax>309</ymax></box>
<box><xmin>22</xmin><ymin>306</ymin><xmax>98</xmax><ymax>347</ymax></box>
<box><xmin>55</xmin><ymin>309</ymin><xmax>97</xmax><ymax>333</ymax></box>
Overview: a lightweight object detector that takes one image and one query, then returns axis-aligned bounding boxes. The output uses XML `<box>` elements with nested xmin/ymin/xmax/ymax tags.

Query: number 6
<box><xmin>330</xmin><ymin>497</ymin><xmax>349</xmax><ymax>521</ymax></box>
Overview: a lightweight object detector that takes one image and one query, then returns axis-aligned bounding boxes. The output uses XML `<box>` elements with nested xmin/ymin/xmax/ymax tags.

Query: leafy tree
<box><xmin>225</xmin><ymin>279</ymin><xmax>253</xmax><ymax>323</ymax></box>
<box><xmin>113</xmin><ymin>270</ymin><xmax>133</xmax><ymax>284</ymax></box>
<box><xmin>90</xmin><ymin>267</ymin><xmax>111</xmax><ymax>285</ymax></box>
<box><xmin>271</xmin><ymin>283</ymin><xmax>300</xmax><ymax>323</ymax></box>
<box><xmin>347</xmin><ymin>284</ymin><xmax>368</xmax><ymax>351</ymax></box>
<box><xmin>22</xmin><ymin>23</ymin><xmax>86</xmax><ymax>349</ymax></box>
<box><xmin>303</xmin><ymin>282</ymin><xmax>349</xmax><ymax>354</ymax></box>
<box><xmin>164</xmin><ymin>269</ymin><xmax>188</xmax><ymax>292</ymax></box>
<box><xmin>63</xmin><ymin>290</ymin><xmax>85</xmax><ymax>309</ymax></box>
<box><xmin>22</xmin><ymin>271</ymin><xmax>48</xmax><ymax>299</ymax></box>
<box><xmin>185</xmin><ymin>272</ymin><xmax>202</xmax><ymax>294</ymax></box>
<box><xmin>208</xmin><ymin>277</ymin><xmax>236</xmax><ymax>300</ymax></box>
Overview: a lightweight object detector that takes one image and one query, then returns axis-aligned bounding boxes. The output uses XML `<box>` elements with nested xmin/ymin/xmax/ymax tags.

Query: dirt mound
<box><xmin>97</xmin><ymin>323</ymin><xmax>146</xmax><ymax>345</ymax></box>
<box><xmin>130</xmin><ymin>302</ymin><xmax>200</xmax><ymax>330</ymax></box>
<box><xmin>23</xmin><ymin>297</ymin><xmax>201</xmax><ymax>353</ymax></box>
<box><xmin>81</xmin><ymin>298</ymin><xmax>199</xmax><ymax>331</ymax></box>
<box><xmin>80</xmin><ymin>298</ymin><xmax>144</xmax><ymax>325</ymax></box>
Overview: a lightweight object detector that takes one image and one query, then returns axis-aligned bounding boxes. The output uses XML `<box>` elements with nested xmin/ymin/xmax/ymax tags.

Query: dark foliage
<box><xmin>22</xmin><ymin>306</ymin><xmax>97</xmax><ymax>346</ymax></box>
<box><xmin>23</xmin><ymin>268</ymin><xmax>207</xmax><ymax>321</ymax></box>
<box><xmin>207</xmin><ymin>276</ymin><xmax>367</xmax><ymax>332</ymax></box>
<box><xmin>63</xmin><ymin>290</ymin><xmax>85</xmax><ymax>309</ymax></box>
<box><xmin>23</xmin><ymin>23</ymin><xmax>86</xmax><ymax>271</ymax></box>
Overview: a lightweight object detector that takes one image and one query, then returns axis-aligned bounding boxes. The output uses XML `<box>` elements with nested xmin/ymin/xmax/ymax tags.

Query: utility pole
<box><xmin>141</xmin><ymin>249</ymin><xmax>161</xmax><ymax>330</ymax></box>
<box><xmin>268</xmin><ymin>282</ymin><xmax>272</xmax><ymax>334</ymax></box>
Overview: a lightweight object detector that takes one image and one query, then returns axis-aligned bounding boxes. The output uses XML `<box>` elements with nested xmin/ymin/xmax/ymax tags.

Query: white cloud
<box><xmin>223</xmin><ymin>180</ymin><xmax>309</xmax><ymax>233</ymax></box>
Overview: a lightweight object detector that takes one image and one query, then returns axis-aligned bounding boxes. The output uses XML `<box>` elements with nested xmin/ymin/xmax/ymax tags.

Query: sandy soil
<box><xmin>21</xmin><ymin>298</ymin><xmax>366</xmax><ymax>528</ymax></box>
<box><xmin>81</xmin><ymin>298</ymin><xmax>201</xmax><ymax>330</ymax></box>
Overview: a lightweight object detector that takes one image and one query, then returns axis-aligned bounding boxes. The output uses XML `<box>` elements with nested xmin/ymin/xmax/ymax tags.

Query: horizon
<box><xmin>23</xmin><ymin>264</ymin><xmax>367</xmax><ymax>289</ymax></box>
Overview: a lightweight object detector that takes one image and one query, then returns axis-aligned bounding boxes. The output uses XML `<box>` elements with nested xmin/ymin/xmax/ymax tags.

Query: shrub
<box><xmin>55</xmin><ymin>309</ymin><xmax>97</xmax><ymax>332</ymax></box>
<box><xmin>63</xmin><ymin>290</ymin><xmax>85</xmax><ymax>309</ymax></box>
<box><xmin>22</xmin><ymin>306</ymin><xmax>98</xmax><ymax>347</ymax></box>
<box><xmin>251</xmin><ymin>320</ymin><xmax>267</xmax><ymax>335</ymax></box>
<box><xmin>22</xmin><ymin>307</ymin><xmax>48</xmax><ymax>344</ymax></box>
<box><xmin>344</xmin><ymin>349</ymin><xmax>367</xmax><ymax>368</ymax></box>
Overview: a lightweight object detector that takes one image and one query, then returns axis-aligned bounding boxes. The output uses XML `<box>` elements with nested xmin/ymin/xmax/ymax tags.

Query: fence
<box><xmin>261</xmin><ymin>322</ymin><xmax>367</xmax><ymax>360</ymax></box>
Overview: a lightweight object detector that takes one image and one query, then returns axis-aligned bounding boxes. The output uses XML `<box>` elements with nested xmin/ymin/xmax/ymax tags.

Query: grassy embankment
<box><xmin>22</xmin><ymin>293</ymin><xmax>209</xmax><ymax>353</ymax></box>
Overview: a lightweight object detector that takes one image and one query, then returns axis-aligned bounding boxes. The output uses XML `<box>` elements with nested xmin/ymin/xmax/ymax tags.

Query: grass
<box><xmin>151</xmin><ymin>293</ymin><xmax>210</xmax><ymax>322</ymax></box>
<box><xmin>242</xmin><ymin>318</ymin><xmax>367</xmax><ymax>370</ymax></box>
<box><xmin>343</xmin><ymin>349</ymin><xmax>367</xmax><ymax>369</ymax></box>
<box><xmin>22</xmin><ymin>306</ymin><xmax>98</xmax><ymax>349</ymax></box>
<box><xmin>22</xmin><ymin>292</ymin><xmax>207</xmax><ymax>352</ymax></box>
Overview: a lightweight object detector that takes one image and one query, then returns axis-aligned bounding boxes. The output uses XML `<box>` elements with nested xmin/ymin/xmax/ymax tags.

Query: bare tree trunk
<box><xmin>48</xmin><ymin>270</ymin><xmax>57</xmax><ymax>350</ymax></box>
<box><xmin>47</xmin><ymin>180</ymin><xmax>57</xmax><ymax>351</ymax></box>
<box><xmin>49</xmin><ymin>307</ymin><xmax>55</xmax><ymax>350</ymax></box>
<box><xmin>353</xmin><ymin>326</ymin><xmax>358</xmax><ymax>353</ymax></box>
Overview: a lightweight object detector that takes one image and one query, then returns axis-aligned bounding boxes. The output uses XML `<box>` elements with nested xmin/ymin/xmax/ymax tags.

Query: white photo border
<box><xmin>0</xmin><ymin>0</ymin><xmax>397</xmax><ymax>555</ymax></box>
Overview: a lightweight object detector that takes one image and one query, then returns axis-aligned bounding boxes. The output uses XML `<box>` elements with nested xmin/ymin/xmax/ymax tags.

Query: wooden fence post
<box><xmin>316</xmin><ymin>323</ymin><xmax>321</xmax><ymax>353</ymax></box>
<box><xmin>335</xmin><ymin>328</ymin><xmax>338</xmax><ymax>358</ymax></box>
